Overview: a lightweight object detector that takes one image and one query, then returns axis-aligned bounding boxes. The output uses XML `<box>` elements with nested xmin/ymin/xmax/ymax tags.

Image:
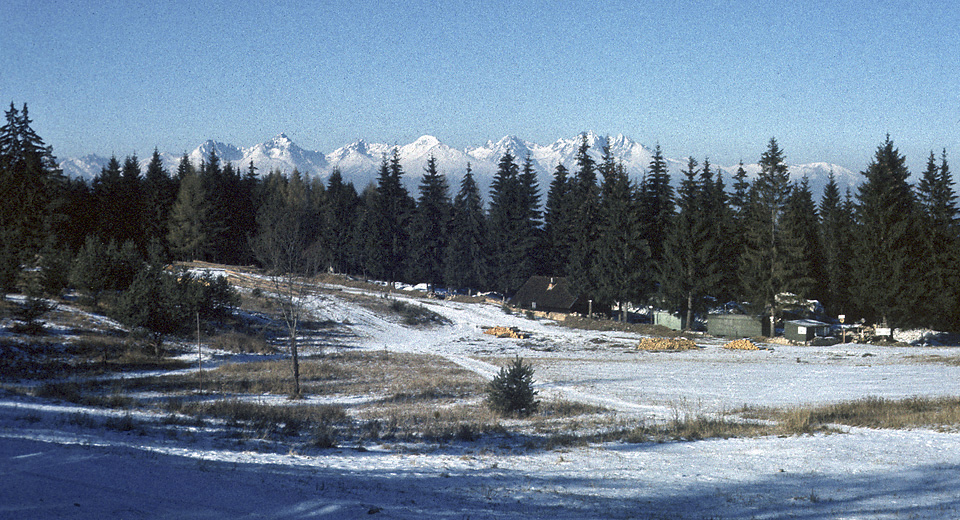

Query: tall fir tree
<box><xmin>703</xmin><ymin>162</ymin><xmax>737</xmax><ymax>301</ymax></box>
<box><xmin>92</xmin><ymin>156</ymin><xmax>124</xmax><ymax>243</ymax></box>
<box><xmin>543</xmin><ymin>162</ymin><xmax>574</xmax><ymax>276</ymax></box>
<box><xmin>739</xmin><ymin>138</ymin><xmax>792</xmax><ymax>328</ymax></box>
<box><xmin>593</xmin><ymin>143</ymin><xmax>649</xmax><ymax>319</ymax></box>
<box><xmin>0</xmin><ymin>103</ymin><xmax>66</xmax><ymax>263</ymax></box>
<box><xmin>914</xmin><ymin>150</ymin><xmax>959</xmax><ymax>328</ymax></box>
<box><xmin>118</xmin><ymin>154</ymin><xmax>145</xmax><ymax>252</ymax></box>
<box><xmin>818</xmin><ymin>171</ymin><xmax>854</xmax><ymax>317</ymax></box>
<box><xmin>368</xmin><ymin>149</ymin><xmax>414</xmax><ymax>284</ymax></box>
<box><xmin>730</xmin><ymin>160</ymin><xmax>751</xmax><ymax>218</ymax></box>
<box><xmin>444</xmin><ymin>164</ymin><xmax>487</xmax><ymax>292</ymax></box>
<box><xmin>407</xmin><ymin>155</ymin><xmax>452</xmax><ymax>285</ymax></box>
<box><xmin>659</xmin><ymin>157</ymin><xmax>721</xmax><ymax>328</ymax></box>
<box><xmin>486</xmin><ymin>150</ymin><xmax>526</xmax><ymax>294</ymax></box>
<box><xmin>516</xmin><ymin>153</ymin><xmax>543</xmax><ymax>277</ymax></box>
<box><xmin>639</xmin><ymin>143</ymin><xmax>675</xmax><ymax>266</ymax></box>
<box><xmin>779</xmin><ymin>177</ymin><xmax>823</xmax><ymax>300</ymax></box>
<box><xmin>320</xmin><ymin>168</ymin><xmax>359</xmax><ymax>274</ymax></box>
<box><xmin>851</xmin><ymin>136</ymin><xmax>922</xmax><ymax>327</ymax></box>
<box><xmin>142</xmin><ymin>149</ymin><xmax>179</xmax><ymax>252</ymax></box>
<box><xmin>167</xmin><ymin>165</ymin><xmax>211</xmax><ymax>261</ymax></box>
<box><xmin>566</xmin><ymin>134</ymin><xmax>601</xmax><ymax>297</ymax></box>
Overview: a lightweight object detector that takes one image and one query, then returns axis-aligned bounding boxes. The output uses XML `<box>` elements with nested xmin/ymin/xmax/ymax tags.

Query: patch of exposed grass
<box><xmin>905</xmin><ymin>354</ymin><xmax>960</xmax><ymax>367</ymax></box>
<box><xmin>743</xmin><ymin>396</ymin><xmax>960</xmax><ymax>431</ymax></box>
<box><xmin>208</xmin><ymin>332</ymin><xmax>276</xmax><ymax>355</ymax></box>
<box><xmin>354</xmin><ymin>403</ymin><xmax>506</xmax><ymax>443</ymax></box>
<box><xmin>0</xmin><ymin>336</ymin><xmax>189</xmax><ymax>380</ymax></box>
<box><xmin>186</xmin><ymin>398</ymin><xmax>348</xmax><ymax>428</ymax></box>
<box><xmin>32</xmin><ymin>380</ymin><xmax>139</xmax><ymax>409</ymax></box>
<box><xmin>539</xmin><ymin>399</ymin><xmax>609</xmax><ymax>417</ymax></box>
<box><xmin>361</xmin><ymin>298</ymin><xmax>451</xmax><ymax>328</ymax></box>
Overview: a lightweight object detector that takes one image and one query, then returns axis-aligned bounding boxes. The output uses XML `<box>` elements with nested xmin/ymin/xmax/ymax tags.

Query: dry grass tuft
<box><xmin>209</xmin><ymin>332</ymin><xmax>276</xmax><ymax>354</ymax></box>
<box><xmin>741</xmin><ymin>396</ymin><xmax>960</xmax><ymax>432</ymax></box>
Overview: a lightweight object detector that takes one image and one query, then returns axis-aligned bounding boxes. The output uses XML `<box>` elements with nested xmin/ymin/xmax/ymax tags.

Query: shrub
<box><xmin>487</xmin><ymin>356</ymin><xmax>539</xmax><ymax>417</ymax></box>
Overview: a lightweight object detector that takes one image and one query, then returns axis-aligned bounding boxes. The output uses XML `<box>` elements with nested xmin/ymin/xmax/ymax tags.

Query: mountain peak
<box><xmin>267</xmin><ymin>133</ymin><xmax>293</xmax><ymax>147</ymax></box>
<box><xmin>59</xmin><ymin>133</ymin><xmax>861</xmax><ymax>200</ymax></box>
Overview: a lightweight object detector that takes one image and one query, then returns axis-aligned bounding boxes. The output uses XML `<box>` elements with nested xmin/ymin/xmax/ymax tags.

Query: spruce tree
<box><xmin>659</xmin><ymin>157</ymin><xmax>720</xmax><ymax>328</ymax></box>
<box><xmin>212</xmin><ymin>160</ymin><xmax>254</xmax><ymax>264</ymax></box>
<box><xmin>915</xmin><ymin>150</ymin><xmax>959</xmax><ymax>328</ymax></box>
<box><xmin>407</xmin><ymin>155</ymin><xmax>452</xmax><ymax>285</ymax></box>
<box><xmin>368</xmin><ymin>149</ymin><xmax>413</xmax><ymax>284</ymax></box>
<box><xmin>444</xmin><ymin>164</ymin><xmax>487</xmax><ymax>292</ymax></box>
<box><xmin>167</xmin><ymin>167</ymin><xmax>210</xmax><ymax>261</ymax></box>
<box><xmin>543</xmin><ymin>162</ymin><xmax>574</xmax><ymax>276</ymax></box>
<box><xmin>92</xmin><ymin>156</ymin><xmax>124</xmax><ymax>243</ymax></box>
<box><xmin>639</xmin><ymin>144</ymin><xmax>675</xmax><ymax>266</ymax></box>
<box><xmin>739</xmin><ymin>138</ymin><xmax>792</xmax><ymax>329</ymax></box>
<box><xmin>704</xmin><ymin>163</ymin><xmax>737</xmax><ymax>302</ymax></box>
<box><xmin>486</xmin><ymin>150</ymin><xmax>524</xmax><ymax>294</ymax></box>
<box><xmin>0</xmin><ymin>103</ymin><xmax>65</xmax><ymax>257</ymax></box>
<box><xmin>819</xmin><ymin>171</ymin><xmax>854</xmax><ymax>317</ymax></box>
<box><xmin>516</xmin><ymin>154</ymin><xmax>543</xmax><ymax>277</ymax></box>
<box><xmin>118</xmin><ymin>154</ymin><xmax>145</xmax><ymax>251</ymax></box>
<box><xmin>566</xmin><ymin>134</ymin><xmax>601</xmax><ymax>297</ymax></box>
<box><xmin>321</xmin><ymin>168</ymin><xmax>359</xmax><ymax>274</ymax></box>
<box><xmin>142</xmin><ymin>149</ymin><xmax>178</xmax><ymax>252</ymax></box>
<box><xmin>593</xmin><ymin>143</ymin><xmax>649</xmax><ymax>319</ymax></box>
<box><xmin>851</xmin><ymin>136</ymin><xmax>922</xmax><ymax>327</ymax></box>
<box><xmin>779</xmin><ymin>177</ymin><xmax>823</xmax><ymax>300</ymax></box>
<box><xmin>730</xmin><ymin>160</ymin><xmax>751</xmax><ymax>218</ymax></box>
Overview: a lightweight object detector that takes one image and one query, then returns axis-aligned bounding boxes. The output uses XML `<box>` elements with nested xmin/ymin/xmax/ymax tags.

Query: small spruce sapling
<box><xmin>487</xmin><ymin>356</ymin><xmax>539</xmax><ymax>417</ymax></box>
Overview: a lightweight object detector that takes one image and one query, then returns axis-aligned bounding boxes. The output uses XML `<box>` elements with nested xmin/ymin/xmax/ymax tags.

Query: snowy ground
<box><xmin>3</xmin><ymin>280</ymin><xmax>960</xmax><ymax>519</ymax></box>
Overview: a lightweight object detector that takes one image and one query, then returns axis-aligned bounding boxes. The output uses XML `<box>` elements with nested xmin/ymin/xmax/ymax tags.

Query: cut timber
<box><xmin>637</xmin><ymin>337</ymin><xmax>699</xmax><ymax>351</ymax></box>
<box><xmin>723</xmin><ymin>339</ymin><xmax>759</xmax><ymax>350</ymax></box>
<box><xmin>484</xmin><ymin>326</ymin><xmax>527</xmax><ymax>339</ymax></box>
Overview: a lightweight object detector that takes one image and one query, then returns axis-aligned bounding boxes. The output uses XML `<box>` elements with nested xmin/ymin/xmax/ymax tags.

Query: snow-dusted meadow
<box><xmin>3</xmin><ymin>278</ymin><xmax>960</xmax><ymax>519</ymax></box>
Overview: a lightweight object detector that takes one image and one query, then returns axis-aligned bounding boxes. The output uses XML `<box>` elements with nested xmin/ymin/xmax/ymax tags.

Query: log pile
<box><xmin>637</xmin><ymin>337</ymin><xmax>700</xmax><ymax>351</ymax></box>
<box><xmin>723</xmin><ymin>339</ymin><xmax>759</xmax><ymax>350</ymax></box>
<box><xmin>484</xmin><ymin>326</ymin><xmax>527</xmax><ymax>339</ymax></box>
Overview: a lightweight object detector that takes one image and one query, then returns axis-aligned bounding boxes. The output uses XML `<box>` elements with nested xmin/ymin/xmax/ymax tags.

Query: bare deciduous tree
<box><xmin>250</xmin><ymin>199</ymin><xmax>321</xmax><ymax>398</ymax></box>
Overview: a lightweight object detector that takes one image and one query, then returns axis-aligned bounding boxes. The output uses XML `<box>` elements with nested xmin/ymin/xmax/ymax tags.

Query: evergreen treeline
<box><xmin>3</xmin><ymin>105</ymin><xmax>959</xmax><ymax>331</ymax></box>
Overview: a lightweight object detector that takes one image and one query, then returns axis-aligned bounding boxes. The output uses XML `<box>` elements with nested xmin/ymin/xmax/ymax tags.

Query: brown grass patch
<box><xmin>741</xmin><ymin>396</ymin><xmax>960</xmax><ymax>432</ymax></box>
<box><xmin>208</xmin><ymin>332</ymin><xmax>276</xmax><ymax>354</ymax></box>
<box><xmin>0</xmin><ymin>336</ymin><xmax>189</xmax><ymax>380</ymax></box>
<box><xmin>905</xmin><ymin>354</ymin><xmax>960</xmax><ymax>367</ymax></box>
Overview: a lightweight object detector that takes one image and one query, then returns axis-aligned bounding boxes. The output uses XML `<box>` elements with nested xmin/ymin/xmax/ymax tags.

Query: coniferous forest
<box><xmin>3</xmin><ymin>103</ymin><xmax>959</xmax><ymax>332</ymax></box>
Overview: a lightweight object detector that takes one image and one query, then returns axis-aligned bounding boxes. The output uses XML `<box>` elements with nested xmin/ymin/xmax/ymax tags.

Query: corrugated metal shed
<box><xmin>784</xmin><ymin>319</ymin><xmax>830</xmax><ymax>342</ymax></box>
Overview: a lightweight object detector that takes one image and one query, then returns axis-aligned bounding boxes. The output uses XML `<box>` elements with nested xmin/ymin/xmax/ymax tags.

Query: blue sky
<box><xmin>2</xmin><ymin>0</ymin><xmax>959</xmax><ymax>175</ymax></box>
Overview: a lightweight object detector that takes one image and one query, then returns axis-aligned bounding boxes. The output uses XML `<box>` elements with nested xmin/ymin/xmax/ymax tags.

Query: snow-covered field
<box><xmin>3</xmin><ymin>282</ymin><xmax>960</xmax><ymax>519</ymax></box>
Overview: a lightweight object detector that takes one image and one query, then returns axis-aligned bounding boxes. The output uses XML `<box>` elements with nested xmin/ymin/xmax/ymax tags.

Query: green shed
<box><xmin>707</xmin><ymin>314</ymin><xmax>771</xmax><ymax>338</ymax></box>
<box><xmin>653</xmin><ymin>311</ymin><xmax>687</xmax><ymax>331</ymax></box>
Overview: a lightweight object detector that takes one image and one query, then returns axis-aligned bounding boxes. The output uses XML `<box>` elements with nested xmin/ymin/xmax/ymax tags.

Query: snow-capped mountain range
<box><xmin>59</xmin><ymin>133</ymin><xmax>860</xmax><ymax>198</ymax></box>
